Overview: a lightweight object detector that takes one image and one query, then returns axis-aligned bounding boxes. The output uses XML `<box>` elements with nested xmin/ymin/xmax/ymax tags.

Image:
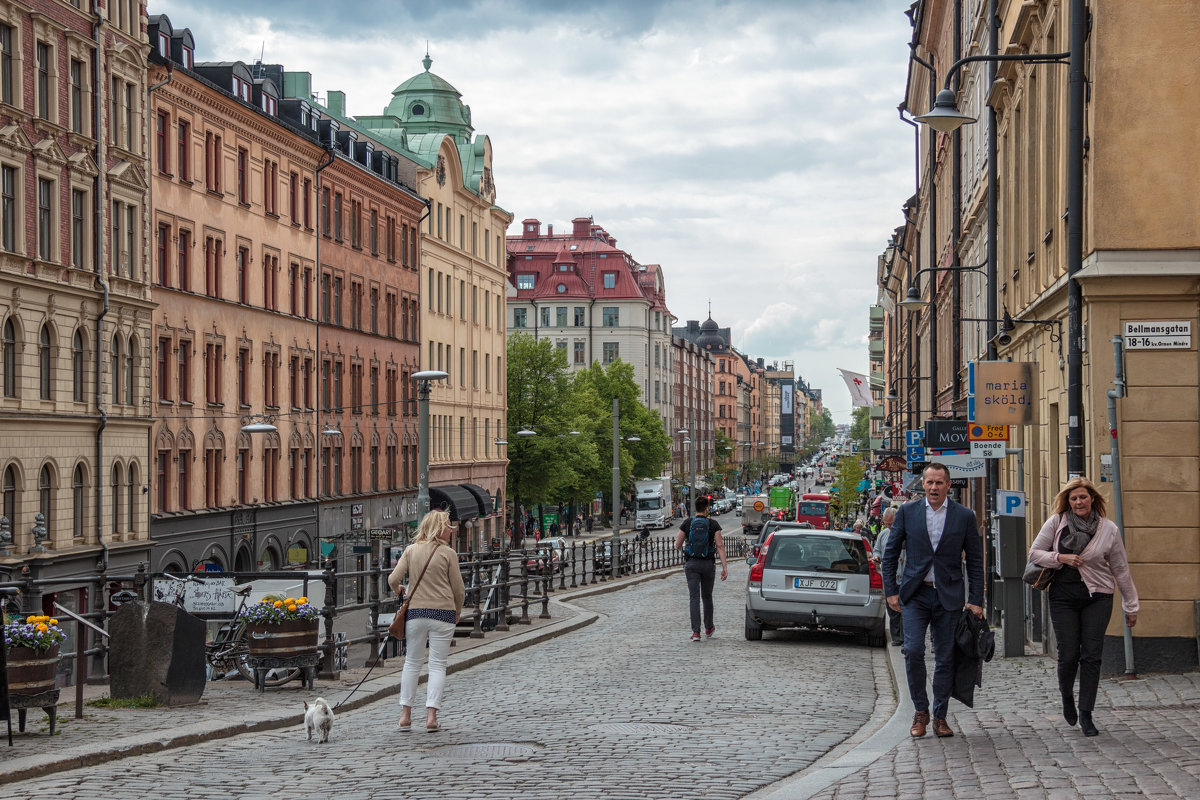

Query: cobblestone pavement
<box><xmin>802</xmin><ymin>652</ymin><xmax>1200</xmax><ymax>800</ymax></box>
<box><xmin>4</xmin><ymin>560</ymin><xmax>888</xmax><ymax>799</ymax></box>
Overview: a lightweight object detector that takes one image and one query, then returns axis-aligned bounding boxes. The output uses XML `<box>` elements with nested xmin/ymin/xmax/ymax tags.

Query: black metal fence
<box><xmin>0</xmin><ymin>533</ymin><xmax>735</xmax><ymax>687</ymax></box>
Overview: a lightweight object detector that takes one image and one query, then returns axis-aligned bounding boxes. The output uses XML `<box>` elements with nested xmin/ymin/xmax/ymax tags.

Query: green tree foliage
<box><xmin>829</xmin><ymin>455</ymin><xmax>866</xmax><ymax>528</ymax></box>
<box><xmin>713</xmin><ymin>428</ymin><xmax>735</xmax><ymax>485</ymax></box>
<box><xmin>505</xmin><ymin>333</ymin><xmax>601</xmax><ymax>510</ymax></box>
<box><xmin>849</xmin><ymin>407</ymin><xmax>870</xmax><ymax>452</ymax></box>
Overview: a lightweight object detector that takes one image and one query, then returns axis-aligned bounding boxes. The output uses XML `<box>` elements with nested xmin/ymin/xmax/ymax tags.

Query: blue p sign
<box><xmin>997</xmin><ymin>490</ymin><xmax>1026</xmax><ymax>517</ymax></box>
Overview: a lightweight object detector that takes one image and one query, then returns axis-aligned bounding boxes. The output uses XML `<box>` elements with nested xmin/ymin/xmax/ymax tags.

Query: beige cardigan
<box><xmin>1028</xmin><ymin>514</ymin><xmax>1139</xmax><ymax>615</ymax></box>
<box><xmin>387</xmin><ymin>540</ymin><xmax>466</xmax><ymax>613</ymax></box>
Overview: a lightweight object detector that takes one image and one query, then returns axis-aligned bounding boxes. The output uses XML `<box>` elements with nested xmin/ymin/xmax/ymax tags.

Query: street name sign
<box><xmin>1123</xmin><ymin>320</ymin><xmax>1191</xmax><ymax>350</ymax></box>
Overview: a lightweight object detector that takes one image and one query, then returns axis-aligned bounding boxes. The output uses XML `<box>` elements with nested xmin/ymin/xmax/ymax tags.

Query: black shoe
<box><xmin>1062</xmin><ymin>694</ymin><xmax>1078</xmax><ymax>726</ymax></box>
<box><xmin>1079</xmin><ymin>711</ymin><xmax>1099</xmax><ymax>737</ymax></box>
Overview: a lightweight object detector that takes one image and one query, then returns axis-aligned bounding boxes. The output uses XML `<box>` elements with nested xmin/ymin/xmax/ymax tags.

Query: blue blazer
<box><xmin>880</xmin><ymin>497</ymin><xmax>984</xmax><ymax>611</ymax></box>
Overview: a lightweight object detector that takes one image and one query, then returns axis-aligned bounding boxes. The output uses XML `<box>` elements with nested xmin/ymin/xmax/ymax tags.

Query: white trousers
<box><xmin>398</xmin><ymin>616</ymin><xmax>455</xmax><ymax>710</ymax></box>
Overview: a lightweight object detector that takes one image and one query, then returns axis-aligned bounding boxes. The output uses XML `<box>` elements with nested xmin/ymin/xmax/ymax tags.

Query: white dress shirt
<box><xmin>923</xmin><ymin>498</ymin><xmax>948</xmax><ymax>583</ymax></box>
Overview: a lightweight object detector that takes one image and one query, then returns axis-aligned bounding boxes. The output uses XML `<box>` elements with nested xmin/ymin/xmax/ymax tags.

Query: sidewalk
<box><xmin>0</xmin><ymin>569</ymin><xmax>667</xmax><ymax>785</ymax></box>
<box><xmin>750</xmin><ymin>633</ymin><xmax>1200</xmax><ymax>800</ymax></box>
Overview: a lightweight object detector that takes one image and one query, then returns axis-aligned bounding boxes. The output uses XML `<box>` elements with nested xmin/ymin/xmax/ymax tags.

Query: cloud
<box><xmin>150</xmin><ymin>0</ymin><xmax>912</xmax><ymax>422</ymax></box>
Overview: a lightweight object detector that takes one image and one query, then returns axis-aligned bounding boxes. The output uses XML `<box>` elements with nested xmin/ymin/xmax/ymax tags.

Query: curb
<box><xmin>0</xmin><ymin>607</ymin><xmax>600</xmax><ymax>786</ymax></box>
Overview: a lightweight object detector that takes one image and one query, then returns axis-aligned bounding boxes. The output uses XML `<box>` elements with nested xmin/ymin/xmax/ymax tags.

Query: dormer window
<box><xmin>525</xmin><ymin>245</ymin><xmax>534</xmax><ymax>251</ymax></box>
<box><xmin>569</xmin><ymin>244</ymin><xmax>578</xmax><ymax>250</ymax></box>
<box><xmin>602</xmin><ymin>272</ymin><xmax>616</xmax><ymax>289</ymax></box>
<box><xmin>181</xmin><ymin>47</ymin><xmax>193</xmax><ymax>69</ymax></box>
<box><xmin>157</xmin><ymin>32</ymin><xmax>169</xmax><ymax>58</ymax></box>
<box><xmin>516</xmin><ymin>274</ymin><xmax>534</xmax><ymax>290</ymax></box>
<box><xmin>556</xmin><ymin>264</ymin><xmax>572</xmax><ymax>272</ymax></box>
<box><xmin>411</xmin><ymin>103</ymin><xmax>425</xmax><ymax>116</ymax></box>
<box><xmin>557</xmin><ymin>284</ymin><xmax>567</xmax><ymax>293</ymax></box>
<box><xmin>232</xmin><ymin>76</ymin><xmax>250</xmax><ymax>102</ymax></box>
<box><xmin>262</xmin><ymin>95</ymin><xmax>277</xmax><ymax>116</ymax></box>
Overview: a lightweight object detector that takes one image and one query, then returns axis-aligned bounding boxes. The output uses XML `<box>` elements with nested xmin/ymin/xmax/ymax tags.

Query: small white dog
<box><xmin>304</xmin><ymin>698</ymin><xmax>334</xmax><ymax>744</ymax></box>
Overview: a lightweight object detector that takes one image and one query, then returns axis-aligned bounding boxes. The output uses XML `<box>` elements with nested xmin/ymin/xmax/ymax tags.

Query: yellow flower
<box><xmin>261</xmin><ymin>598</ymin><xmax>273</xmax><ymax>604</ymax></box>
<box><xmin>298</xmin><ymin>597</ymin><xmax>308</xmax><ymax>604</ymax></box>
<box><xmin>273</xmin><ymin>600</ymin><xmax>283</xmax><ymax>608</ymax></box>
<box><xmin>25</xmin><ymin>615</ymin><xmax>37</xmax><ymax>624</ymax></box>
<box><xmin>36</xmin><ymin>623</ymin><xmax>49</xmax><ymax>633</ymax></box>
<box><xmin>49</xmin><ymin>618</ymin><xmax>58</xmax><ymax>626</ymax></box>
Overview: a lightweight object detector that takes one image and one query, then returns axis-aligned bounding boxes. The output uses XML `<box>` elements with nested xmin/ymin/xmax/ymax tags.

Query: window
<box><xmin>263</xmin><ymin>159</ymin><xmax>277</xmax><ymax>215</ymax></box>
<box><xmin>236</xmin><ymin>147</ymin><xmax>248</xmax><ymax>204</ymax></box>
<box><xmin>602</xmin><ymin>307</ymin><xmax>619</xmax><ymax>327</ymax></box>
<box><xmin>236</xmin><ymin>247</ymin><xmax>249</xmax><ymax>303</ymax></box>
<box><xmin>288</xmin><ymin>171</ymin><xmax>298</xmax><ymax>221</ymax></box>
<box><xmin>303</xmin><ymin>179</ymin><xmax>312</xmax><ymax>228</ymax></box>
<box><xmin>205</xmin><ymin>131</ymin><xmax>222</xmax><ymax>192</ymax></box>
<box><xmin>516</xmin><ymin>274</ymin><xmax>534</xmax><ymax>290</ymax></box>
<box><xmin>157</xmin><ymin>337</ymin><xmax>171</xmax><ymax>401</ymax></box>
<box><xmin>2</xmin><ymin>318</ymin><xmax>15</xmax><ymax>397</ymax></box>
<box><xmin>71</xmin><ymin>189</ymin><xmax>86</xmax><ymax>269</ymax></box>
<box><xmin>370</xmin><ymin>209</ymin><xmax>378</xmax><ymax>255</ymax></box>
<box><xmin>38</xmin><ymin>324</ymin><xmax>52</xmax><ymax>400</ymax></box>
<box><xmin>156</xmin><ymin>111</ymin><xmax>170</xmax><ymax>172</ymax></box>
<box><xmin>0</xmin><ymin>164</ymin><xmax>14</xmax><ymax>251</ymax></box>
<box><xmin>602</xmin><ymin>342</ymin><xmax>619</xmax><ymax>364</ymax></box>
<box><xmin>333</xmin><ymin>192</ymin><xmax>342</xmax><ymax>241</ymax></box>
<box><xmin>0</xmin><ymin>24</ymin><xmax>13</xmax><ymax>106</ymax></box>
<box><xmin>36</xmin><ymin>41</ymin><xmax>51</xmax><ymax>121</ymax></box>
<box><xmin>574</xmin><ymin>341</ymin><xmax>585</xmax><ymax>365</ymax></box>
<box><xmin>37</xmin><ymin>178</ymin><xmax>53</xmax><ymax>261</ymax></box>
<box><xmin>556</xmin><ymin>307</ymin><xmax>568</xmax><ymax>327</ymax></box>
<box><xmin>237</xmin><ymin>347</ymin><xmax>249</xmax><ymax>406</ymax></box>
<box><xmin>72</xmin><ymin>330</ymin><xmax>84</xmax><ymax>401</ymax></box>
<box><xmin>540</xmin><ymin>307</ymin><xmax>550</xmax><ymax>327</ymax></box>
<box><xmin>70</xmin><ymin>59</ymin><xmax>85</xmax><ymax>134</ymax></box>
<box><xmin>513</xmin><ymin>307</ymin><xmax>526</xmax><ymax>328</ymax></box>
<box><xmin>178</xmin><ymin>229</ymin><xmax>190</xmax><ymax>291</ymax></box>
<box><xmin>574</xmin><ymin>307</ymin><xmax>585</xmax><ymax>327</ymax></box>
<box><xmin>177</xmin><ymin>121</ymin><xmax>190</xmax><ymax>181</ymax></box>
<box><xmin>603</xmin><ymin>272</ymin><xmax>616</xmax><ymax>289</ymax></box>
<box><xmin>178</xmin><ymin>340</ymin><xmax>190</xmax><ymax>402</ymax></box>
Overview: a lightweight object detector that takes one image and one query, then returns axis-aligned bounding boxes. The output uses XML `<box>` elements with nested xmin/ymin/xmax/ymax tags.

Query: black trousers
<box><xmin>1048</xmin><ymin>580</ymin><xmax>1113</xmax><ymax>713</ymax></box>
<box><xmin>684</xmin><ymin>558</ymin><xmax>716</xmax><ymax>634</ymax></box>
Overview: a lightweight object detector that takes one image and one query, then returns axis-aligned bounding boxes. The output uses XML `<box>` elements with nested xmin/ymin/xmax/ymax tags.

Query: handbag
<box><xmin>388</xmin><ymin>544</ymin><xmax>441</xmax><ymax>642</ymax></box>
<box><xmin>1022</xmin><ymin>559</ymin><xmax>1055</xmax><ymax>591</ymax></box>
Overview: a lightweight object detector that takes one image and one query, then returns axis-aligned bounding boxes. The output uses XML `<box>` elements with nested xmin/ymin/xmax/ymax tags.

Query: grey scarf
<box><xmin>1060</xmin><ymin>509</ymin><xmax>1099</xmax><ymax>554</ymax></box>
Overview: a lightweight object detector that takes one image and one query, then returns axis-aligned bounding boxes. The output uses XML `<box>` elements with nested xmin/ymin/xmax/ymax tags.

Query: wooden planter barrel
<box><xmin>245</xmin><ymin>620</ymin><xmax>318</xmax><ymax>658</ymax></box>
<box><xmin>6</xmin><ymin>644</ymin><xmax>60</xmax><ymax>694</ymax></box>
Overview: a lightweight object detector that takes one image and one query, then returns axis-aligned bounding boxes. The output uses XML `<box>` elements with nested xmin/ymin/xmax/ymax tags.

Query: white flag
<box><xmin>839</xmin><ymin>369</ymin><xmax>873</xmax><ymax>408</ymax></box>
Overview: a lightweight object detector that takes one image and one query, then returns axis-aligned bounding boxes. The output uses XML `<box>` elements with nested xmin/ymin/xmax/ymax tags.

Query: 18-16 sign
<box><xmin>969</xmin><ymin>424</ymin><xmax>1007</xmax><ymax>459</ymax></box>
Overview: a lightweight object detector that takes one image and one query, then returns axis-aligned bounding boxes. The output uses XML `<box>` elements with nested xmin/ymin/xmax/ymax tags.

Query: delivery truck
<box><xmin>741</xmin><ymin>494</ymin><xmax>771</xmax><ymax>536</ymax></box>
<box><xmin>635</xmin><ymin>477</ymin><xmax>673</xmax><ymax>529</ymax></box>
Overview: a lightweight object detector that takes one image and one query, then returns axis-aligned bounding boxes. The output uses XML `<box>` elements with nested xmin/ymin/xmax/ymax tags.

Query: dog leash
<box><xmin>333</xmin><ymin>636</ymin><xmax>390</xmax><ymax>709</ymax></box>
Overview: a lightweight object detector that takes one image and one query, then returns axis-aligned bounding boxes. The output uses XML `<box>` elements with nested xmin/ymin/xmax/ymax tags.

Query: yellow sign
<box><xmin>968</xmin><ymin>424</ymin><xmax>1008</xmax><ymax>441</ymax></box>
<box><xmin>752</xmin><ymin>500</ymin><xmax>766</xmax><ymax>512</ymax></box>
<box><xmin>972</xmin><ymin>362</ymin><xmax>1038</xmax><ymax>425</ymax></box>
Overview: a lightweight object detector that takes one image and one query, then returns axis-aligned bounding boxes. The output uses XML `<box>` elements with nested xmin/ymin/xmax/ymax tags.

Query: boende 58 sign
<box><xmin>969</xmin><ymin>361</ymin><xmax>1038</xmax><ymax>425</ymax></box>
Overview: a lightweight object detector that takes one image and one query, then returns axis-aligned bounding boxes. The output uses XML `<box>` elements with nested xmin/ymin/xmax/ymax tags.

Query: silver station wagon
<box><xmin>745</xmin><ymin>529</ymin><xmax>886</xmax><ymax>646</ymax></box>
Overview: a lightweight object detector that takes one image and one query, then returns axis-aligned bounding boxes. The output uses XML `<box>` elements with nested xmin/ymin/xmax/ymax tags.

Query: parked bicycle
<box><xmin>203</xmin><ymin>583</ymin><xmax>304</xmax><ymax>687</ymax></box>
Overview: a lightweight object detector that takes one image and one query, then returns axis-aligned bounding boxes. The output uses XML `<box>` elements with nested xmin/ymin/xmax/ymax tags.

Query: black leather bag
<box><xmin>1022</xmin><ymin>560</ymin><xmax>1054</xmax><ymax>591</ymax></box>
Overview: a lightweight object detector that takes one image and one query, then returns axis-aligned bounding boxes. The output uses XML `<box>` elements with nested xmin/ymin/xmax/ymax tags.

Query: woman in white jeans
<box><xmin>387</xmin><ymin>509</ymin><xmax>465</xmax><ymax>731</ymax></box>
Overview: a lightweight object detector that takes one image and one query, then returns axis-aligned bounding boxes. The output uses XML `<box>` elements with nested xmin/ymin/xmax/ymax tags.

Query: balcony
<box><xmin>869</xmin><ymin>305</ymin><xmax>884</xmax><ymax>331</ymax></box>
<box><xmin>869</xmin><ymin>404</ymin><xmax>884</xmax><ymax>420</ymax></box>
<box><xmin>868</xmin><ymin>339</ymin><xmax>884</xmax><ymax>359</ymax></box>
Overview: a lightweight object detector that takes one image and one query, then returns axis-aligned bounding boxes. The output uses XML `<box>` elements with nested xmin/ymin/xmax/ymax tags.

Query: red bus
<box><xmin>797</xmin><ymin>493</ymin><xmax>831</xmax><ymax>529</ymax></box>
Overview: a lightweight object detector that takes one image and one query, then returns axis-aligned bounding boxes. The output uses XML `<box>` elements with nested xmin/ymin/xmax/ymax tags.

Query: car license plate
<box><xmin>793</xmin><ymin>577</ymin><xmax>839</xmax><ymax>591</ymax></box>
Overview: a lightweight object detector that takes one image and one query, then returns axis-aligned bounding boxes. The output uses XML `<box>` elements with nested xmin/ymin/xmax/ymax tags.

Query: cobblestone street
<box><xmin>4</xmin><ymin>560</ymin><xmax>887</xmax><ymax>799</ymax></box>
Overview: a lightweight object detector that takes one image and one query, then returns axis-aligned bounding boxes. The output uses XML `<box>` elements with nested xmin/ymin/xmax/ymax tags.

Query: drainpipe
<box><xmin>951</xmin><ymin>0</ymin><xmax>963</xmax><ymax>404</ymax></box>
<box><xmin>91</xmin><ymin>9</ymin><xmax>108</xmax><ymax>570</ymax></box>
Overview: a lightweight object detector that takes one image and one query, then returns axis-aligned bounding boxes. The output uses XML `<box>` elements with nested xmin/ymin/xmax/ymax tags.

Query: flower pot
<box><xmin>6</xmin><ymin>644</ymin><xmax>60</xmax><ymax>695</ymax></box>
<box><xmin>245</xmin><ymin>620</ymin><xmax>318</xmax><ymax>659</ymax></box>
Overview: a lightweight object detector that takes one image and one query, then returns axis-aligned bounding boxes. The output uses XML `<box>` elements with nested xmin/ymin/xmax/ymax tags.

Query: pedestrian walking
<box><xmin>870</xmin><ymin>505</ymin><xmax>903</xmax><ymax>648</ymax></box>
<box><xmin>387</xmin><ymin>509</ymin><xmax>465</xmax><ymax>733</ymax></box>
<box><xmin>674</xmin><ymin>495</ymin><xmax>728</xmax><ymax>642</ymax></box>
<box><xmin>880</xmin><ymin>462</ymin><xmax>985</xmax><ymax>739</ymax></box>
<box><xmin>550</xmin><ymin>519</ymin><xmax>560</xmax><ymax>538</ymax></box>
<box><xmin>1028</xmin><ymin>476</ymin><xmax>1138</xmax><ymax>737</ymax></box>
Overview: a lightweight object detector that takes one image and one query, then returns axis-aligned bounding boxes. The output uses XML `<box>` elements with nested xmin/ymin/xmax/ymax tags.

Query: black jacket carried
<box><xmin>951</xmin><ymin>609</ymin><xmax>995</xmax><ymax>708</ymax></box>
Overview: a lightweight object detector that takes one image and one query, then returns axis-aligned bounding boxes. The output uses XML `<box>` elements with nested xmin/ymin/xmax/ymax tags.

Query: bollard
<box><xmin>368</xmin><ymin>555</ymin><xmax>382</xmax><ymax>664</ymax></box>
<box><xmin>540</xmin><ymin>573</ymin><xmax>551</xmax><ymax>619</ymax></box>
<box><xmin>597</xmin><ymin>540</ymin><xmax>607</xmax><ymax>582</ymax></box>
<box><xmin>470</xmin><ymin>557</ymin><xmax>484</xmax><ymax>638</ymax></box>
<box><xmin>558</xmin><ymin>550</ymin><xmax>568</xmax><ymax>591</ymax></box>
<box><xmin>580</xmin><ymin>541</ymin><xmax>590</xmax><ymax>586</ymax></box>
<box><xmin>518</xmin><ymin>554</ymin><xmax>531</xmax><ymax>625</ymax></box>
<box><xmin>133</xmin><ymin>561</ymin><xmax>148</xmax><ymax>602</ymax></box>
<box><xmin>569</xmin><ymin>542</ymin><xmax>578</xmax><ymax>589</ymax></box>
<box><xmin>319</xmin><ymin>557</ymin><xmax>340</xmax><ymax>679</ymax></box>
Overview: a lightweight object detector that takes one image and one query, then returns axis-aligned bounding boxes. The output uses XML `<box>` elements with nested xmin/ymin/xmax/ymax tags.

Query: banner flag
<box><xmin>838</xmin><ymin>368</ymin><xmax>873</xmax><ymax>408</ymax></box>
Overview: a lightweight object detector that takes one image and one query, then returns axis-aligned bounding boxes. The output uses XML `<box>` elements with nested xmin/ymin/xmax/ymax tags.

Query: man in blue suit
<box><xmin>881</xmin><ymin>462</ymin><xmax>985</xmax><ymax>738</ymax></box>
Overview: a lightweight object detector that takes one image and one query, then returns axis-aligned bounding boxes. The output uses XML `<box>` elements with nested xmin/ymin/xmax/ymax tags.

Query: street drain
<box><xmin>428</xmin><ymin>743</ymin><xmax>540</xmax><ymax>761</ymax></box>
<box><xmin>589</xmin><ymin>723</ymin><xmax>689</xmax><ymax>734</ymax></box>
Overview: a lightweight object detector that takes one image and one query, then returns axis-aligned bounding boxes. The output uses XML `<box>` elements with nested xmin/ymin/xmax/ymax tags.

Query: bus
<box><xmin>797</xmin><ymin>493</ymin><xmax>831</xmax><ymax>529</ymax></box>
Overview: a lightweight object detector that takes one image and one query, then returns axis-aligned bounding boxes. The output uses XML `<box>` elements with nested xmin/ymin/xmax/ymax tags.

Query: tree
<box><xmin>713</xmin><ymin>428</ymin><xmax>735</xmax><ymax>486</ymax></box>
<box><xmin>829</xmin><ymin>455</ymin><xmax>866</xmax><ymax>528</ymax></box>
<box><xmin>849</xmin><ymin>407</ymin><xmax>870</xmax><ymax>452</ymax></box>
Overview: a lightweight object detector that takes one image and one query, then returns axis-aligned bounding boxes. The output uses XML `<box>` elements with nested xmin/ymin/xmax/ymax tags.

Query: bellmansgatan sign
<box><xmin>971</xmin><ymin>361</ymin><xmax>1038</xmax><ymax>425</ymax></box>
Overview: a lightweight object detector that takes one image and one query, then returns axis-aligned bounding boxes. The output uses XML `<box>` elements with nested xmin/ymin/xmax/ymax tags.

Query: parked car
<box><xmin>744</xmin><ymin>529</ymin><xmax>885</xmax><ymax>646</ymax></box>
<box><xmin>527</xmin><ymin>537</ymin><xmax>570</xmax><ymax>575</ymax></box>
<box><xmin>593</xmin><ymin>540</ymin><xmax>634</xmax><ymax>573</ymax></box>
<box><xmin>751</xmin><ymin>519</ymin><xmax>808</xmax><ymax>554</ymax></box>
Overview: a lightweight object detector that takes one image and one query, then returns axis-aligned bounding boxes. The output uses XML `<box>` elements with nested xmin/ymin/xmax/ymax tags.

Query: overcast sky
<box><xmin>151</xmin><ymin>0</ymin><xmax>914</xmax><ymax>423</ymax></box>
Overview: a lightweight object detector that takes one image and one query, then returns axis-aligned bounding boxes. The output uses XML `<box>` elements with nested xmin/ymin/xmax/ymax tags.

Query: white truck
<box><xmin>740</xmin><ymin>494</ymin><xmax>771</xmax><ymax>536</ymax></box>
<box><xmin>635</xmin><ymin>477</ymin><xmax>673</xmax><ymax>529</ymax></box>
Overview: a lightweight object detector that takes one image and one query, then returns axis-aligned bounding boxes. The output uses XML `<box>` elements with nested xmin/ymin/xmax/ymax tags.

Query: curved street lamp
<box><xmin>412</xmin><ymin>370</ymin><xmax>449</xmax><ymax>518</ymax></box>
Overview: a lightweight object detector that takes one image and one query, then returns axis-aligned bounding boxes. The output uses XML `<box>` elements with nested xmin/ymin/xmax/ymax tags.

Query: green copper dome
<box><xmin>383</xmin><ymin>53</ymin><xmax>473</xmax><ymax>141</ymax></box>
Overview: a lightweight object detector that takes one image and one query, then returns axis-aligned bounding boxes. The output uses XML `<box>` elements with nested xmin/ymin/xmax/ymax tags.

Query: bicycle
<box><xmin>202</xmin><ymin>582</ymin><xmax>304</xmax><ymax>687</ymax></box>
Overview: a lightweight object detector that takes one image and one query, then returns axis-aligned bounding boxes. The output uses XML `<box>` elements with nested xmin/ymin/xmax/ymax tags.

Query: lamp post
<box><xmin>412</xmin><ymin>370</ymin><xmax>448</xmax><ymax>519</ymax></box>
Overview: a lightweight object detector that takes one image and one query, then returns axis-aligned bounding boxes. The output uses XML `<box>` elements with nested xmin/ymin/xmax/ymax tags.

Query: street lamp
<box><xmin>240</xmin><ymin>413</ymin><xmax>277</xmax><ymax>434</ymax></box>
<box><xmin>412</xmin><ymin>370</ymin><xmax>449</xmax><ymax>518</ymax></box>
<box><xmin>677</xmin><ymin>418</ymin><xmax>697</xmax><ymax>518</ymax></box>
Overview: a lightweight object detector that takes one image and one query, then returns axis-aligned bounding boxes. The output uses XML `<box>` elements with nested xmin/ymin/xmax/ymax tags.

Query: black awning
<box><xmin>429</xmin><ymin>484</ymin><xmax>481</xmax><ymax>521</ymax></box>
<box><xmin>461</xmin><ymin>483</ymin><xmax>491</xmax><ymax>516</ymax></box>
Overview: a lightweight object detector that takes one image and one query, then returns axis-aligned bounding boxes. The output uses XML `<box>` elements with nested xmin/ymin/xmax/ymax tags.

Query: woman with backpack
<box><xmin>675</xmin><ymin>495</ymin><xmax>728</xmax><ymax>642</ymax></box>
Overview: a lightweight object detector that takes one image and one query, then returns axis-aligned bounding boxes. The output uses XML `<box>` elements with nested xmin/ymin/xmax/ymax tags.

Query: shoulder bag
<box><xmin>1022</xmin><ymin>514</ymin><xmax>1059</xmax><ymax>591</ymax></box>
<box><xmin>388</xmin><ymin>544</ymin><xmax>441</xmax><ymax>642</ymax></box>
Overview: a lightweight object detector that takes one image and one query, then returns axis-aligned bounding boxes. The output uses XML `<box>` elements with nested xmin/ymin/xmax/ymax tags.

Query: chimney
<box><xmin>547</xmin><ymin>224</ymin><xmax>553</xmax><ymax>236</ymax></box>
<box><xmin>757</xmin><ymin>358</ymin><xmax>765</xmax><ymax>368</ymax></box>
<box><xmin>572</xmin><ymin>217</ymin><xmax>591</xmax><ymax>236</ymax></box>
<box><xmin>327</xmin><ymin>90</ymin><xmax>346</xmax><ymax>117</ymax></box>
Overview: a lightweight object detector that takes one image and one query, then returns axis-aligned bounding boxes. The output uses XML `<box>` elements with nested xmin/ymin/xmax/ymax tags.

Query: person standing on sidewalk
<box><xmin>1028</xmin><ymin>476</ymin><xmax>1138</xmax><ymax>737</ymax></box>
<box><xmin>388</xmin><ymin>510</ymin><xmax>465</xmax><ymax>733</ymax></box>
<box><xmin>881</xmin><ymin>463</ymin><xmax>985</xmax><ymax>739</ymax></box>
<box><xmin>675</xmin><ymin>495</ymin><xmax>728</xmax><ymax>642</ymax></box>
<box><xmin>870</xmin><ymin>505</ymin><xmax>903</xmax><ymax>649</ymax></box>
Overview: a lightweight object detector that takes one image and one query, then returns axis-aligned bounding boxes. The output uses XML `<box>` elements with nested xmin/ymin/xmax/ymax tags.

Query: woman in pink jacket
<box><xmin>1029</xmin><ymin>477</ymin><xmax>1139</xmax><ymax>737</ymax></box>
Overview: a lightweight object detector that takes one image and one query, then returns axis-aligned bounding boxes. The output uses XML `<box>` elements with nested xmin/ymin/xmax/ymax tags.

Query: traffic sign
<box><xmin>997</xmin><ymin>490</ymin><xmax>1027</xmax><ymax>517</ymax></box>
<box><xmin>969</xmin><ymin>424</ymin><xmax>1008</xmax><ymax>441</ymax></box>
<box><xmin>970</xmin><ymin>440</ymin><xmax>1005</xmax><ymax>459</ymax></box>
<box><xmin>906</xmin><ymin>445</ymin><xmax>926</xmax><ymax>462</ymax></box>
<box><xmin>905</xmin><ymin>430</ymin><xmax>924</xmax><ymax>447</ymax></box>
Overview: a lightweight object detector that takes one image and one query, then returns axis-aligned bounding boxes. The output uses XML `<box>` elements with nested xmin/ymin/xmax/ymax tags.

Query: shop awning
<box><xmin>429</xmin><ymin>484</ymin><xmax>482</xmax><ymax>521</ymax></box>
<box><xmin>461</xmin><ymin>483</ymin><xmax>492</xmax><ymax>516</ymax></box>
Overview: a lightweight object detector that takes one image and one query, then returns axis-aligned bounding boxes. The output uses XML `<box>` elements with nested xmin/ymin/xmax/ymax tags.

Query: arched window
<box><xmin>111</xmin><ymin>334</ymin><xmax>123</xmax><ymax>404</ymax></box>
<box><xmin>72</xmin><ymin>463</ymin><xmax>85</xmax><ymax>540</ymax></box>
<box><xmin>128</xmin><ymin>461</ymin><xmax>139</xmax><ymax>534</ymax></box>
<box><xmin>39</xmin><ymin>324</ymin><xmax>52</xmax><ymax>400</ymax></box>
<box><xmin>72</xmin><ymin>329</ymin><xmax>85</xmax><ymax>401</ymax></box>
<box><xmin>112</xmin><ymin>462</ymin><xmax>123</xmax><ymax>534</ymax></box>
<box><xmin>2</xmin><ymin>464</ymin><xmax>17</xmax><ymax>533</ymax></box>
<box><xmin>2</xmin><ymin>318</ymin><xmax>16</xmax><ymax>397</ymax></box>
<box><xmin>124</xmin><ymin>334</ymin><xmax>136</xmax><ymax>404</ymax></box>
<box><xmin>39</xmin><ymin>464</ymin><xmax>54</xmax><ymax>534</ymax></box>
